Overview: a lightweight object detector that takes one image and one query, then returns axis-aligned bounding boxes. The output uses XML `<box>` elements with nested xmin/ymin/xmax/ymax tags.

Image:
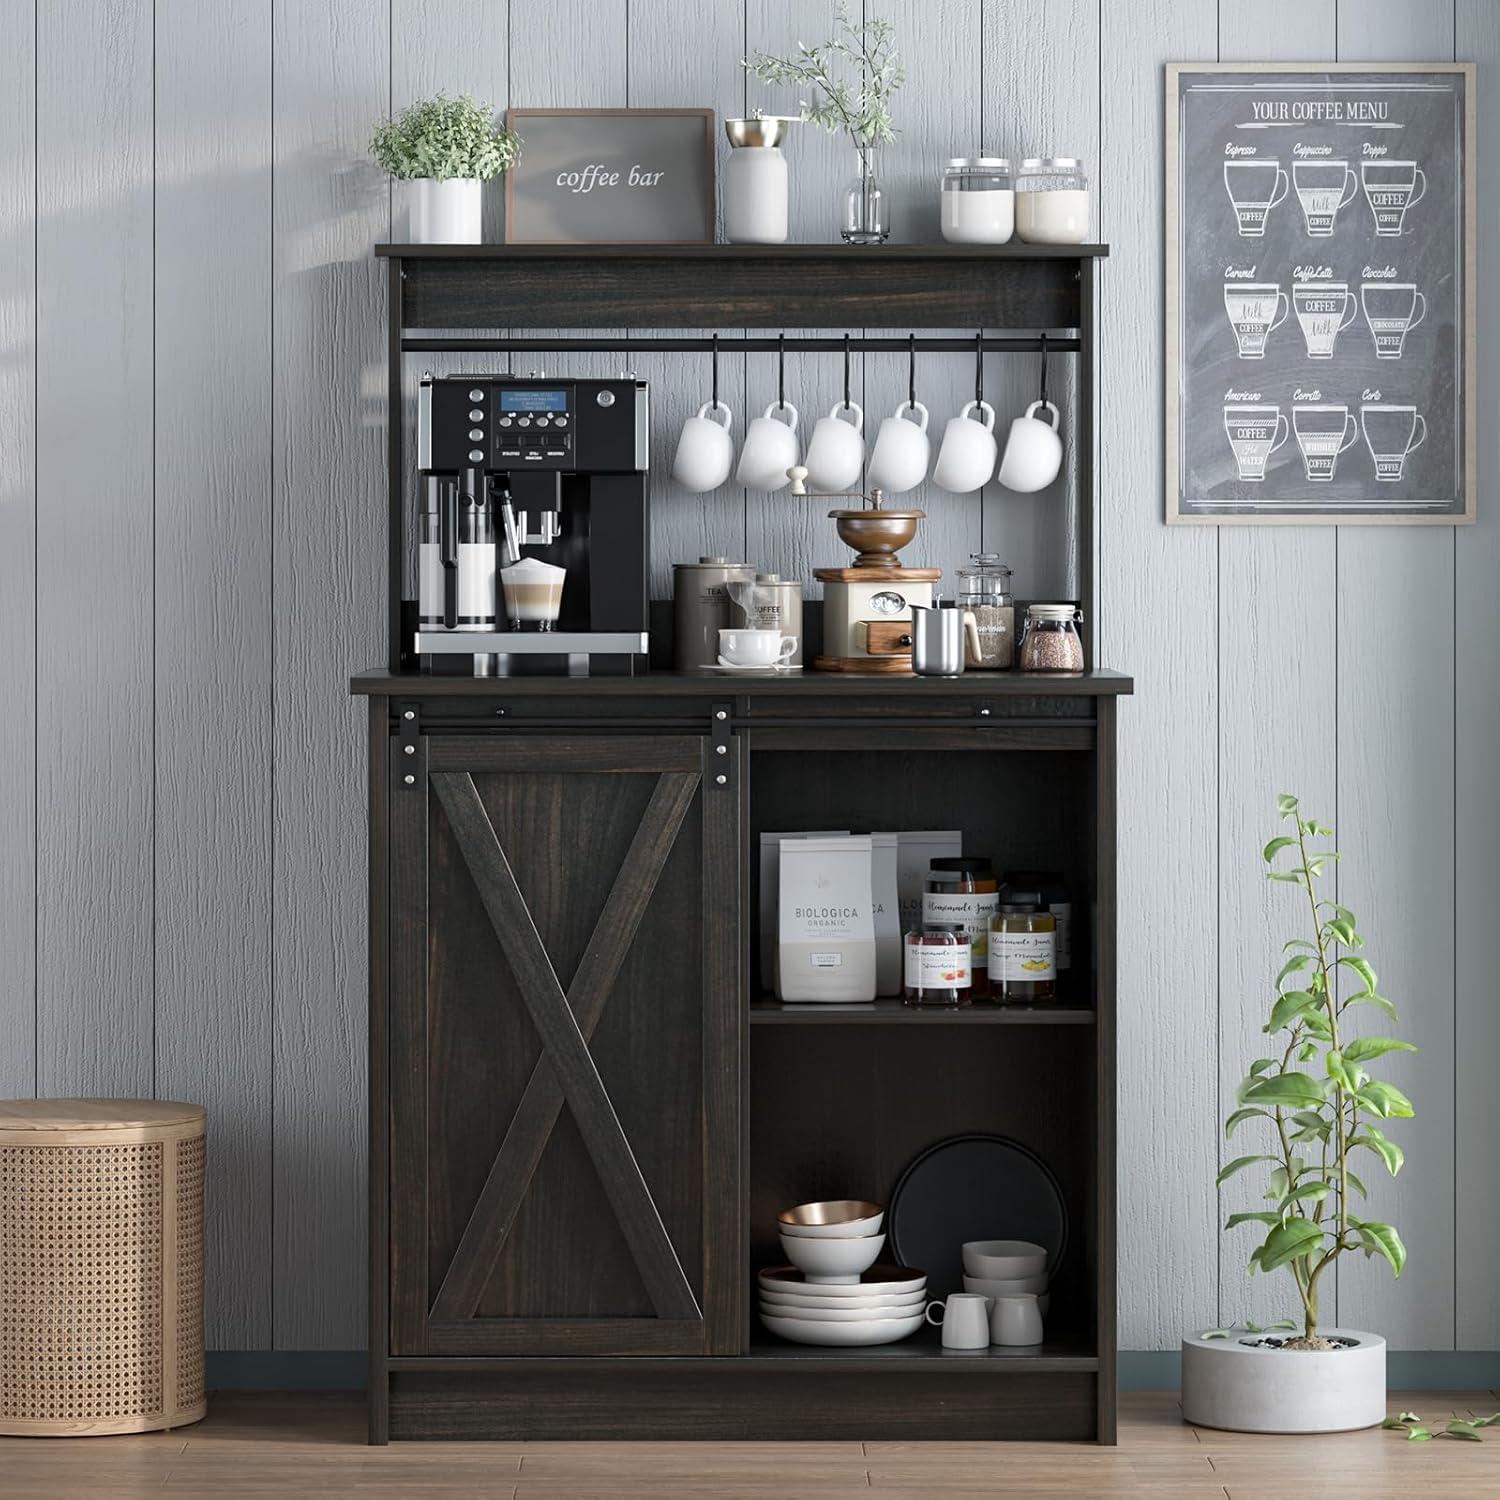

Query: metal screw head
<box><xmin>715</xmin><ymin>743</ymin><xmax>727</xmax><ymax>755</ymax></box>
<box><xmin>495</xmin><ymin>708</ymin><xmax>506</xmax><ymax>716</ymax></box>
<box><xmin>715</xmin><ymin>774</ymin><xmax>728</xmax><ymax>786</ymax></box>
<box><xmin>403</xmin><ymin>774</ymin><xmax>416</xmax><ymax>786</ymax></box>
<box><xmin>715</xmin><ymin>710</ymin><xmax>728</xmax><ymax>721</ymax></box>
<box><xmin>403</xmin><ymin>710</ymin><xmax>415</xmax><ymax>721</ymax></box>
<box><xmin>979</xmin><ymin>707</ymin><xmax>992</xmax><ymax>717</ymax></box>
<box><xmin>403</xmin><ymin>743</ymin><xmax>415</xmax><ymax>755</ymax></box>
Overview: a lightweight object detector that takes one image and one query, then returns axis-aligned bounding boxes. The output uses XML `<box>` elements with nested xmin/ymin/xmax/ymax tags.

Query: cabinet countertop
<box><xmin>350</xmin><ymin>668</ymin><xmax>1134</xmax><ymax>698</ymax></box>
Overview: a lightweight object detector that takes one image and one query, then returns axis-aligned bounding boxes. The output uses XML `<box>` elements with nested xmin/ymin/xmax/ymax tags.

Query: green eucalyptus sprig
<box><xmin>743</xmin><ymin>4</ymin><xmax>905</xmax><ymax>148</ymax></box>
<box><xmin>1218</xmin><ymin>795</ymin><xmax>1416</xmax><ymax>1341</ymax></box>
<box><xmin>370</xmin><ymin>93</ymin><xmax>521</xmax><ymax>182</ymax></box>
<box><xmin>1384</xmin><ymin>1408</ymin><xmax>1500</xmax><ymax>1442</ymax></box>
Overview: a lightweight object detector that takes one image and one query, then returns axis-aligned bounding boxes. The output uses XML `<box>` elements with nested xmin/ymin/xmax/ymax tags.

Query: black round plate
<box><xmin>887</xmin><ymin>1132</ymin><xmax>1068</xmax><ymax>1302</ymax></box>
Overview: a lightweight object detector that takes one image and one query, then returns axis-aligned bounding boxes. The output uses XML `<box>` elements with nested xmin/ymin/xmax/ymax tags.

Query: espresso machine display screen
<box><xmin>413</xmin><ymin>375</ymin><xmax>650</xmax><ymax>677</ymax></box>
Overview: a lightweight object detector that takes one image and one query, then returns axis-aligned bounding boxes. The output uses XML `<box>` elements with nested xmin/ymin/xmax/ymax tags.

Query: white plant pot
<box><xmin>413</xmin><ymin>178</ymin><xmax>482</xmax><ymax>244</ymax></box>
<box><xmin>1182</xmin><ymin>1327</ymin><xmax>1386</xmax><ymax>1433</ymax></box>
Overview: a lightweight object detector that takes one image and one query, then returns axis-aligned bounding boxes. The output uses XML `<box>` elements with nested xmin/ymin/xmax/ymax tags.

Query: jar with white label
<box><xmin>987</xmin><ymin>902</ymin><xmax>1057</xmax><ymax>1004</ymax></box>
<box><xmin>924</xmin><ymin>857</ymin><xmax>1000</xmax><ymax>998</ymax></box>
<box><xmin>903</xmin><ymin>925</ymin><xmax>973</xmax><ymax>1007</ymax></box>
<box><xmin>941</xmin><ymin>157</ymin><xmax>1013</xmax><ymax>244</ymax></box>
<box><xmin>1003</xmin><ymin>872</ymin><xmax>1072</xmax><ymax>981</ymax></box>
<box><xmin>1015</xmin><ymin>157</ymin><xmax>1090</xmax><ymax>245</ymax></box>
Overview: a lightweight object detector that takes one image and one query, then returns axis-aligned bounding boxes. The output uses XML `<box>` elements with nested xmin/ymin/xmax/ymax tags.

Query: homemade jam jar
<box><xmin>988</xmin><ymin>900</ymin><xmax>1057</xmax><ymax>1004</ymax></box>
<box><xmin>903</xmin><ymin>924</ymin><xmax>973</xmax><ymax>1007</ymax></box>
<box><xmin>1004</xmin><ymin>869</ymin><xmax>1072</xmax><ymax>981</ymax></box>
<box><xmin>923</xmin><ymin>857</ymin><xmax>1000</xmax><ymax>998</ymax></box>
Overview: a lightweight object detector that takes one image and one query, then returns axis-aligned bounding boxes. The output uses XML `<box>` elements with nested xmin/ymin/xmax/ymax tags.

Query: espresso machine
<box><xmin>412</xmin><ymin>375</ymin><xmax>650</xmax><ymax>675</ymax></box>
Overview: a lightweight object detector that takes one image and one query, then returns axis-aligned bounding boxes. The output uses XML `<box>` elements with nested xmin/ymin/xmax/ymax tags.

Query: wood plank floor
<box><xmin>2</xmin><ymin>1391</ymin><xmax>1498</xmax><ymax>1498</ymax></box>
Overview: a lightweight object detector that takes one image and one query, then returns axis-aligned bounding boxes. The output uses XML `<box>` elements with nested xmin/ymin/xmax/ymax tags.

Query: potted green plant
<box><xmin>743</xmin><ymin>3</ymin><xmax>904</xmax><ymax>244</ymax></box>
<box><xmin>370</xmin><ymin>93</ymin><xmax>521</xmax><ymax>245</ymax></box>
<box><xmin>1182</xmin><ymin>794</ymin><xmax>1415</xmax><ymax>1433</ymax></box>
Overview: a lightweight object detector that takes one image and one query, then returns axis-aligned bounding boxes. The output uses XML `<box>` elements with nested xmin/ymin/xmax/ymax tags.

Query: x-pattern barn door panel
<box><xmin>389</xmin><ymin>733</ymin><xmax>742</xmax><ymax>1356</ymax></box>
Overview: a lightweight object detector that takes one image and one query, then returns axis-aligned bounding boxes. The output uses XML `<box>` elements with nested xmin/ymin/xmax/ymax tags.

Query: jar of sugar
<box><xmin>1015</xmin><ymin>157</ymin><xmax>1090</xmax><ymax>245</ymax></box>
<box><xmin>940</xmin><ymin>157</ymin><xmax>1014</xmax><ymax>244</ymax></box>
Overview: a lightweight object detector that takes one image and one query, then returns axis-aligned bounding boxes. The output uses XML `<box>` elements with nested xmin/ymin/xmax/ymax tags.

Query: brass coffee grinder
<box><xmin>788</xmin><ymin>466</ymin><xmax>940</xmax><ymax>674</ymax></box>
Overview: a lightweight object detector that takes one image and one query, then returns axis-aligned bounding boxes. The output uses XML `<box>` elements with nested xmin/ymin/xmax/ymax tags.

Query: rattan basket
<box><xmin>0</xmin><ymin>1099</ymin><xmax>207</xmax><ymax>1436</ymax></box>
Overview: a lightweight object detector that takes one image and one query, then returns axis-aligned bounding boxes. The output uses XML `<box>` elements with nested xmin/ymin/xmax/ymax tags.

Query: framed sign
<box><xmin>1166</xmin><ymin>64</ymin><xmax>1475</xmax><ymax>524</ymax></box>
<box><xmin>504</xmin><ymin>108</ymin><xmax>715</xmax><ymax>245</ymax></box>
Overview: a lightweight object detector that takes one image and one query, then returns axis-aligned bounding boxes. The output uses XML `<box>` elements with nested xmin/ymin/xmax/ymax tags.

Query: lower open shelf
<box><xmin>748</xmin><ymin>1324</ymin><xmax>1098</xmax><ymax>1369</ymax></box>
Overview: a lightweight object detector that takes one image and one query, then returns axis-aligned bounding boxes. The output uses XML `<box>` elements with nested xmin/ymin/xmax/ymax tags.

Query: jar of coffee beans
<box><xmin>1019</xmin><ymin>603</ymin><xmax>1084</xmax><ymax>674</ymax></box>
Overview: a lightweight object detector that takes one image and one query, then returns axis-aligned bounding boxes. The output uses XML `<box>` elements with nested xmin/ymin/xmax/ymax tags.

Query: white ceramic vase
<box><xmin>1181</xmin><ymin>1327</ymin><xmax>1386</xmax><ymax>1433</ymax></box>
<box><xmin>413</xmin><ymin>178</ymin><xmax>482</xmax><ymax>244</ymax></box>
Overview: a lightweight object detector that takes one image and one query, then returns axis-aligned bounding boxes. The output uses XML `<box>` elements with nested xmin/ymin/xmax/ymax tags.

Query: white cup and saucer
<box><xmin>711</xmin><ymin>628</ymin><xmax>800</xmax><ymax>673</ymax></box>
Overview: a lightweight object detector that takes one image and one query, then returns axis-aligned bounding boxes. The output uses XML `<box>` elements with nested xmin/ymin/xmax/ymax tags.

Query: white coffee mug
<box><xmin>672</xmin><ymin>400</ymin><xmax>734</xmax><ymax>493</ymax></box>
<box><xmin>989</xmin><ymin>1293</ymin><xmax>1044</xmax><ymax>1347</ymax></box>
<box><xmin>735</xmin><ymin>402</ymin><xmax>800</xmax><ymax>492</ymax></box>
<box><xmin>866</xmin><ymin>400</ymin><xmax>930</xmax><ymax>494</ymax></box>
<box><xmin>997</xmin><ymin>399</ymin><xmax>1063</xmax><ymax>493</ymax></box>
<box><xmin>718</xmin><ymin>627</ymin><xmax>797</xmax><ymax>668</ymax></box>
<box><xmin>925</xmin><ymin>1293</ymin><xmax>991</xmax><ymax>1350</ymax></box>
<box><xmin>933</xmin><ymin>399</ymin><xmax>998</xmax><ymax>494</ymax></box>
<box><xmin>803</xmin><ymin>401</ymin><xmax>865</xmax><ymax>492</ymax></box>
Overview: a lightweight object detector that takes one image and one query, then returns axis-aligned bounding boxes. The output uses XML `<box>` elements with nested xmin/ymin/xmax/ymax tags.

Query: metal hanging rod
<box><xmin>400</xmin><ymin>335</ymin><xmax>1081</xmax><ymax>355</ymax></box>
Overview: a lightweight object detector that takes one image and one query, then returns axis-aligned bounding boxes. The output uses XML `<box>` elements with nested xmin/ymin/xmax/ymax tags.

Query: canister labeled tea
<box><xmin>673</xmin><ymin>557</ymin><xmax>755</xmax><ymax>671</ymax></box>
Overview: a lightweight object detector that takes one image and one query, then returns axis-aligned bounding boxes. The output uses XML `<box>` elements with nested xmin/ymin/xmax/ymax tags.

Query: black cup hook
<box><xmin>843</xmin><ymin>332</ymin><xmax>853</xmax><ymax>411</ymax></box>
<box><xmin>711</xmin><ymin>333</ymin><xmax>719</xmax><ymax>410</ymax></box>
<box><xmin>974</xmin><ymin>330</ymin><xmax>984</xmax><ymax>406</ymax></box>
<box><xmin>908</xmin><ymin>332</ymin><xmax>917</xmax><ymax>409</ymax></box>
<box><xmin>778</xmin><ymin>331</ymin><xmax>786</xmax><ymax>411</ymax></box>
<box><xmin>1039</xmin><ymin>333</ymin><xmax>1049</xmax><ymax>406</ymax></box>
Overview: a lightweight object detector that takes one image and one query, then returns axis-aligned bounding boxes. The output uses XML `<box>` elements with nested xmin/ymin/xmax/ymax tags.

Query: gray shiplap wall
<box><xmin>1</xmin><ymin>0</ymin><xmax>1494</xmax><ymax>1355</ymax></box>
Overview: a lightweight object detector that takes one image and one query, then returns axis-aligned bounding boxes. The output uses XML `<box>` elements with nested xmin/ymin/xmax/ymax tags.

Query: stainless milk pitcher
<box><xmin>910</xmin><ymin>603</ymin><xmax>981</xmax><ymax>677</ymax></box>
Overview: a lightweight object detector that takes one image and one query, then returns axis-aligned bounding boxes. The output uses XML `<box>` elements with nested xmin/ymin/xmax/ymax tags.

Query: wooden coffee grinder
<box><xmin>789</xmin><ymin>466</ymin><xmax>941</xmax><ymax>674</ymax></box>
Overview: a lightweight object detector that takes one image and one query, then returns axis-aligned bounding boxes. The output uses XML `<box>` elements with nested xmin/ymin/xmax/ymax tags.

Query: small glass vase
<box><xmin>842</xmin><ymin>145</ymin><xmax>888</xmax><ymax>245</ymax></box>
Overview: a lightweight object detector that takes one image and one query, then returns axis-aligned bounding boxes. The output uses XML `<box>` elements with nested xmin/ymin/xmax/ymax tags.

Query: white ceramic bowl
<box><xmin>962</xmin><ymin>1277</ymin><xmax>1050</xmax><ymax>1316</ymax></box>
<box><xmin>758</xmin><ymin>1265</ymin><xmax>927</xmax><ymax>1299</ymax></box>
<box><xmin>779</xmin><ymin>1230</ymin><xmax>885</xmax><ymax>1284</ymax></box>
<box><xmin>757</xmin><ymin>1300</ymin><xmax>915</xmax><ymax>1323</ymax></box>
<box><xmin>760</xmin><ymin>1286</ymin><xmax>925</xmax><ymax>1312</ymax></box>
<box><xmin>777</xmin><ymin>1201</ymin><xmax>885</xmax><ymax>1239</ymax></box>
<box><xmin>961</xmin><ymin>1239</ymin><xmax>1048</xmax><ymax>1279</ymax></box>
<box><xmin>759</xmin><ymin>1310</ymin><xmax>924</xmax><ymax>1347</ymax></box>
<box><xmin>961</xmin><ymin>1271</ymin><xmax>1048</xmax><ymax>1297</ymax></box>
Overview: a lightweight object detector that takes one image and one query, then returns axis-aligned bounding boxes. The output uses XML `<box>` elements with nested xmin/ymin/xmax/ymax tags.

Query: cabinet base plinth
<box><xmin>384</xmin><ymin>1362</ymin><xmax>1101</xmax><ymax>1441</ymax></box>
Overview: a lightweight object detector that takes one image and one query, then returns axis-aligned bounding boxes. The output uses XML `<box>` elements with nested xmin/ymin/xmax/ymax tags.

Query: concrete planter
<box><xmin>1182</xmin><ymin>1327</ymin><xmax>1386</xmax><ymax>1433</ymax></box>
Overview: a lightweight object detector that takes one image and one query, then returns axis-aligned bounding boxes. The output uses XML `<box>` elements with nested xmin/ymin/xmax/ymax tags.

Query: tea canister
<box><xmin>673</xmin><ymin>556</ymin><xmax>755</xmax><ymax>671</ymax></box>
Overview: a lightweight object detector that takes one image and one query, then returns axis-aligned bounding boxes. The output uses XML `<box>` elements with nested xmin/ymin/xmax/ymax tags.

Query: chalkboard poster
<box><xmin>1166</xmin><ymin>65</ymin><xmax>1475</xmax><ymax>524</ymax></box>
<box><xmin>505</xmin><ymin>108</ymin><xmax>715</xmax><ymax>245</ymax></box>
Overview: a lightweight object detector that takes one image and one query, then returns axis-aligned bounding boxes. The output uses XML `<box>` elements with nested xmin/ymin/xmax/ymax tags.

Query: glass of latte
<box><xmin>500</xmin><ymin>556</ymin><xmax>566</xmax><ymax>631</ymax></box>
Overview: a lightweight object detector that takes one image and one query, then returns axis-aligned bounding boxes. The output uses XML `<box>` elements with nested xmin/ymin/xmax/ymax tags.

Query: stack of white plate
<box><xmin>757</xmin><ymin>1265</ymin><xmax>929</xmax><ymax>1346</ymax></box>
<box><xmin>961</xmin><ymin>1239</ymin><xmax>1052</xmax><ymax>1316</ymax></box>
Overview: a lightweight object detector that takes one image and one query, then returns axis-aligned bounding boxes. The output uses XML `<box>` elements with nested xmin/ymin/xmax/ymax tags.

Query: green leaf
<box><xmin>1277</xmin><ymin>793</ymin><xmax>1300</xmax><ymax>815</ymax></box>
<box><xmin>1250</xmin><ymin>1057</ymin><xmax>1278</xmax><ymax>1077</ymax></box>
<box><xmin>1303</xmin><ymin>820</ymin><xmax>1335</xmax><ymax>837</ymax></box>
<box><xmin>1281</xmin><ymin>1180</ymin><xmax>1331</xmax><ymax>1208</ymax></box>
<box><xmin>1447</xmin><ymin>1421</ymin><xmax>1483</xmax><ymax>1441</ymax></box>
<box><xmin>1225</xmin><ymin>1210</ymin><xmax>1281</xmax><ymax>1229</ymax></box>
<box><xmin>1344</xmin><ymin>1036</ymin><xmax>1419</xmax><ymax>1063</ymax></box>
<box><xmin>1263</xmin><ymin>836</ymin><xmax>1296</xmax><ymax>862</ymax></box>
<box><xmin>1345</xmin><ymin>1168</ymin><xmax>1368</xmax><ymax>1199</ymax></box>
<box><xmin>1382</xmin><ymin>1415</ymin><xmax>1406</xmax><ymax>1429</ymax></box>
<box><xmin>1268</xmin><ymin>871</ymin><xmax>1308</xmax><ymax>884</ymax></box>
<box><xmin>1267</xmin><ymin>989</ymin><xmax>1319</xmax><ymax>1032</ymax></box>
<box><xmin>1472</xmin><ymin>1413</ymin><xmax>1500</xmax><ymax>1428</ymax></box>
<box><xmin>1357</xmin><ymin>1081</ymin><xmax>1415</xmax><ymax>1119</ymax></box>
<box><xmin>1244</xmin><ymin>1319</ymin><xmax>1264</xmax><ymax>1334</ymax></box>
<box><xmin>1338</xmin><ymin>956</ymin><xmax>1379</xmax><ymax>992</ymax></box>
<box><xmin>1258</xmin><ymin>1218</ymin><xmax>1326</xmax><ymax>1272</ymax></box>
<box><xmin>1344</xmin><ymin>990</ymin><xmax>1399</xmax><ymax>1022</ymax></box>
<box><xmin>1244</xmin><ymin>1072</ymin><xmax>1329</xmax><ymax>1109</ymax></box>
<box><xmin>1352</xmin><ymin>1126</ymin><xmax>1405</xmax><ymax>1176</ymax></box>
<box><xmin>1276</xmin><ymin>954</ymin><xmax>1315</xmax><ymax>985</ymax></box>
<box><xmin>1296</xmin><ymin>1040</ymin><xmax>1319</xmax><ymax>1063</ymax></box>
<box><xmin>1199</xmin><ymin>1328</ymin><xmax>1231</xmax><ymax>1340</ymax></box>
<box><xmin>1268</xmin><ymin>1318</ymin><xmax>1298</xmax><ymax>1331</ymax></box>
<box><xmin>1324</xmin><ymin>917</ymin><xmax>1357</xmax><ymax>946</ymax></box>
<box><xmin>1399</xmin><ymin>1410</ymin><xmax>1422</xmax><ymax>1424</ymax></box>
<box><xmin>1225</xmin><ymin>1107</ymin><xmax>1271</xmax><ymax>1137</ymax></box>
<box><xmin>1302</xmin><ymin>1008</ymin><xmax>1334</xmax><ymax>1040</ymax></box>
<box><xmin>1284</xmin><ymin>939</ymin><xmax>1318</xmax><ymax>954</ymax></box>
<box><xmin>1217</xmin><ymin>1154</ymin><xmax>1276</xmax><ymax>1186</ymax></box>
<box><xmin>1326</xmin><ymin>1049</ymin><xmax>1366</xmax><ymax>1093</ymax></box>
<box><xmin>1353</xmin><ymin>1220</ymin><xmax>1407</xmax><ymax>1277</ymax></box>
<box><xmin>1407</xmin><ymin>1426</ymin><xmax>1433</xmax><ymax>1441</ymax></box>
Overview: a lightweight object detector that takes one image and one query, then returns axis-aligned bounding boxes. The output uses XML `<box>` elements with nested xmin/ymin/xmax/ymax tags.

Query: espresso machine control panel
<box><xmin>418</xmin><ymin>377</ymin><xmax>648</xmax><ymax>475</ymax></box>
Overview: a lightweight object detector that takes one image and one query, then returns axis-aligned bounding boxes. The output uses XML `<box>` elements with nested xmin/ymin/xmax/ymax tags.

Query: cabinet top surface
<box><xmin>376</xmin><ymin>242</ymin><xmax>1109</xmax><ymax>261</ymax></box>
<box><xmin>351</xmin><ymin>668</ymin><xmax>1133</xmax><ymax>698</ymax></box>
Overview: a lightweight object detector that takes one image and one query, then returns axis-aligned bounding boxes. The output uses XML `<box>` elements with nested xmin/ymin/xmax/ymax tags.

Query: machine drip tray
<box><xmin>415</xmin><ymin>630</ymin><xmax>649</xmax><ymax>655</ymax></box>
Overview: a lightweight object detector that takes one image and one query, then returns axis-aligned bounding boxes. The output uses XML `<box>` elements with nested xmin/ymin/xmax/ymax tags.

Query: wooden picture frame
<box><xmin>1165</xmin><ymin>63</ymin><xmax>1476</xmax><ymax>525</ymax></box>
<box><xmin>504</xmin><ymin>108</ymin><xmax>715</xmax><ymax>246</ymax></box>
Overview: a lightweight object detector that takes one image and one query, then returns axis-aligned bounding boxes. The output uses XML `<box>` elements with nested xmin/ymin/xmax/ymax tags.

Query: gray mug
<box><xmin>910</xmin><ymin>604</ymin><xmax>981</xmax><ymax>677</ymax></box>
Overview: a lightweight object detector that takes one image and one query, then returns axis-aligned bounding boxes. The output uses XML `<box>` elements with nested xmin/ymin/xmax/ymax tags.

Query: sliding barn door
<box><xmin>388</xmin><ymin>732</ymin><xmax>742</xmax><ymax>1356</ymax></box>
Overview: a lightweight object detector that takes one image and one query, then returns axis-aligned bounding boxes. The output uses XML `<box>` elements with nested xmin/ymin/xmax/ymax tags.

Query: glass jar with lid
<box><xmin>924</xmin><ymin>857</ymin><xmax>1000</xmax><ymax>997</ymax></box>
<box><xmin>940</xmin><ymin>157</ymin><xmax>1014</xmax><ymax>244</ymax></box>
<box><xmin>1019</xmin><ymin>603</ymin><xmax>1084</xmax><ymax>674</ymax></box>
<box><xmin>1015</xmin><ymin>157</ymin><xmax>1090</xmax><ymax>245</ymax></box>
<box><xmin>903</xmin><ymin>924</ymin><xmax>972</xmax><ymax>1007</ymax></box>
<box><xmin>956</xmin><ymin>553</ymin><xmax>1015</xmax><ymax>669</ymax></box>
<box><xmin>987</xmin><ymin>900</ymin><xmax>1057</xmax><ymax>1004</ymax></box>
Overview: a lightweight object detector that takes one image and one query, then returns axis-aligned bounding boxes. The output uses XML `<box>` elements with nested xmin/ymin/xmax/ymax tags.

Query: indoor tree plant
<box><xmin>371</xmin><ymin>93</ymin><xmax>520</xmax><ymax>245</ymax></box>
<box><xmin>743</xmin><ymin>3</ymin><xmax>904</xmax><ymax>244</ymax></box>
<box><xmin>1182</xmin><ymin>794</ymin><xmax>1415</xmax><ymax>1433</ymax></box>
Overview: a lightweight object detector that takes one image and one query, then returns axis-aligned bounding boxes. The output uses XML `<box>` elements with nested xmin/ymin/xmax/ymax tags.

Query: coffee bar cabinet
<box><xmin>358</xmin><ymin>244</ymin><xmax>1125</xmax><ymax>1445</ymax></box>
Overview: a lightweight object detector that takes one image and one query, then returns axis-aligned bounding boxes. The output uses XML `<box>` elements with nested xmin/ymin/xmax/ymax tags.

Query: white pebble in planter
<box><xmin>1182</xmin><ymin>1327</ymin><xmax>1386</xmax><ymax>1433</ymax></box>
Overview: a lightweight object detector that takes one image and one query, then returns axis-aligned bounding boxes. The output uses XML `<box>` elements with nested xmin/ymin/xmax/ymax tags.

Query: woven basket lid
<box><xmin>0</xmin><ymin>1098</ymin><xmax>205</xmax><ymax>1131</ymax></box>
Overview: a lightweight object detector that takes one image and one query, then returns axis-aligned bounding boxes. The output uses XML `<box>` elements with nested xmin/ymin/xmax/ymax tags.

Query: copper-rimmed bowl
<box><xmin>777</xmin><ymin>1200</ymin><xmax>885</xmax><ymax>1239</ymax></box>
<box><xmin>829</xmin><ymin>509</ymin><xmax>924</xmax><ymax>567</ymax></box>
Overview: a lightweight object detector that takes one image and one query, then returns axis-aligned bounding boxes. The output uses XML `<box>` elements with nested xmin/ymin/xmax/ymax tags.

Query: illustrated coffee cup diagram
<box><xmin>1361</xmin><ymin>281</ymin><xmax>1426</xmax><ymax>360</ymax></box>
<box><xmin>1223</xmin><ymin>283</ymin><xmax>1289</xmax><ymax>358</ymax></box>
<box><xmin>1292</xmin><ymin>282</ymin><xmax>1359</xmax><ymax>358</ymax></box>
<box><xmin>1292</xmin><ymin>405</ymin><xmax>1359</xmax><ymax>482</ymax></box>
<box><xmin>1361</xmin><ymin>403</ymin><xmax>1426</xmax><ymax>482</ymax></box>
<box><xmin>1223</xmin><ymin>404</ymin><xmax>1289</xmax><ymax>482</ymax></box>
<box><xmin>1361</xmin><ymin>159</ymin><xmax>1426</xmax><ymax>237</ymax></box>
<box><xmin>1223</xmin><ymin>159</ymin><xmax>1288</xmax><ymax>237</ymax></box>
<box><xmin>1292</xmin><ymin>160</ymin><xmax>1359</xmax><ymax>236</ymax></box>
